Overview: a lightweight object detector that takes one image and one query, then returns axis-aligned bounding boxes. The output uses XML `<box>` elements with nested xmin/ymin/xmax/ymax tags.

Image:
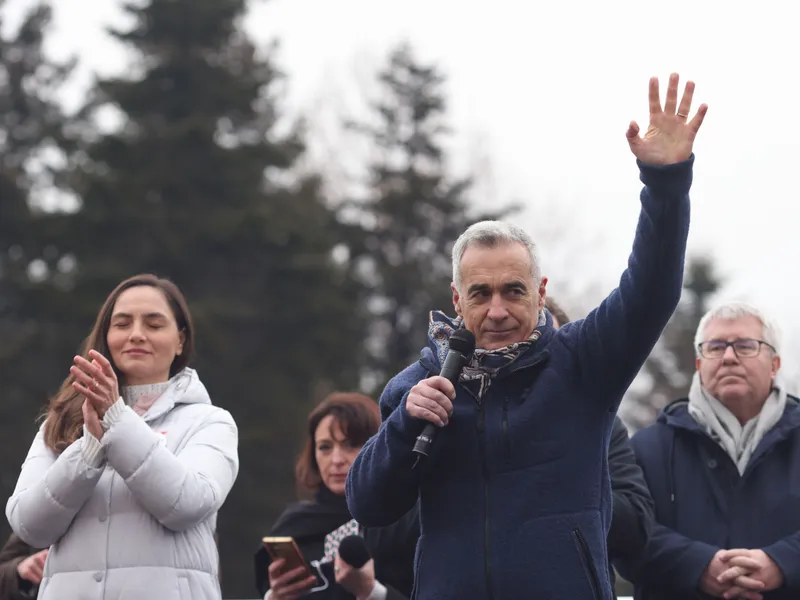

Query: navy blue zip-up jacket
<box><xmin>345</xmin><ymin>157</ymin><xmax>694</xmax><ymax>600</ymax></box>
<box><xmin>624</xmin><ymin>398</ymin><xmax>800</xmax><ymax>600</ymax></box>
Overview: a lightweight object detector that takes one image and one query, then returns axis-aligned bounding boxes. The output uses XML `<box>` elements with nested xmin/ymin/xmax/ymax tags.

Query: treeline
<box><xmin>0</xmin><ymin>0</ymin><xmax>724</xmax><ymax>595</ymax></box>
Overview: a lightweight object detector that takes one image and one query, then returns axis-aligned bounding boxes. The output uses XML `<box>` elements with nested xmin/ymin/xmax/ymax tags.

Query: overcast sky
<box><xmin>5</xmin><ymin>0</ymin><xmax>800</xmax><ymax>392</ymax></box>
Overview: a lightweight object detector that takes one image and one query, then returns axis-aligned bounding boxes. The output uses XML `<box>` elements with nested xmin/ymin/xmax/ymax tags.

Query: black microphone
<box><xmin>338</xmin><ymin>535</ymin><xmax>371</xmax><ymax>569</ymax></box>
<box><xmin>412</xmin><ymin>328</ymin><xmax>476</xmax><ymax>458</ymax></box>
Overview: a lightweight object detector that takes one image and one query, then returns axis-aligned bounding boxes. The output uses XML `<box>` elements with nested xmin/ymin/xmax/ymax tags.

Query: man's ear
<box><xmin>451</xmin><ymin>282</ymin><xmax>463</xmax><ymax>317</ymax></box>
<box><xmin>537</xmin><ymin>276</ymin><xmax>548</xmax><ymax>312</ymax></box>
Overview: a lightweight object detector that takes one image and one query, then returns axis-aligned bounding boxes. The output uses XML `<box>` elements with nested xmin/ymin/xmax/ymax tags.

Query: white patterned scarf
<box><xmin>321</xmin><ymin>519</ymin><xmax>361</xmax><ymax>563</ymax></box>
<box><xmin>121</xmin><ymin>380</ymin><xmax>171</xmax><ymax>416</ymax></box>
<box><xmin>687</xmin><ymin>372</ymin><xmax>786</xmax><ymax>474</ymax></box>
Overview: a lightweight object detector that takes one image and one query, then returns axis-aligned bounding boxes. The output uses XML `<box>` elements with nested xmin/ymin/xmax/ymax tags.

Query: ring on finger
<box><xmin>677</xmin><ymin>112</ymin><xmax>688</xmax><ymax>118</ymax></box>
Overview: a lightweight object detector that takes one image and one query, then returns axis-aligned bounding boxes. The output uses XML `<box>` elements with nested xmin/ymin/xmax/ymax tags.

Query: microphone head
<box><xmin>448</xmin><ymin>328</ymin><xmax>476</xmax><ymax>356</ymax></box>
<box><xmin>337</xmin><ymin>535</ymin><xmax>370</xmax><ymax>569</ymax></box>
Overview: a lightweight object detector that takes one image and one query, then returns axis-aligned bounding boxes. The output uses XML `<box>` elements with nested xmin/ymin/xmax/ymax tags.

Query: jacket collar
<box><xmin>140</xmin><ymin>368</ymin><xmax>210</xmax><ymax>422</ymax></box>
<box><xmin>659</xmin><ymin>396</ymin><xmax>800</xmax><ymax>459</ymax></box>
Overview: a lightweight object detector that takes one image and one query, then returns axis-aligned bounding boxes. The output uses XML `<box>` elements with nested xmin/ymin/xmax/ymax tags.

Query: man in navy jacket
<box><xmin>346</xmin><ymin>73</ymin><xmax>707</xmax><ymax>600</ymax></box>
<box><xmin>622</xmin><ymin>302</ymin><xmax>800</xmax><ymax>600</ymax></box>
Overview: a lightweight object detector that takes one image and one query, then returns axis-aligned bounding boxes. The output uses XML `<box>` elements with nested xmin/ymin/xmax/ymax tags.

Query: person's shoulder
<box><xmin>268</xmin><ymin>500</ymin><xmax>321</xmax><ymax>535</ymax></box>
<box><xmin>630</xmin><ymin>421</ymin><xmax>662</xmax><ymax>445</ymax></box>
<box><xmin>610</xmin><ymin>415</ymin><xmax>630</xmax><ymax>442</ymax></box>
<box><xmin>383</xmin><ymin>359</ymin><xmax>430</xmax><ymax>398</ymax></box>
<box><xmin>777</xmin><ymin>395</ymin><xmax>800</xmax><ymax>430</ymax></box>
<box><xmin>178</xmin><ymin>400</ymin><xmax>232</xmax><ymax>419</ymax></box>
<box><xmin>169</xmin><ymin>402</ymin><xmax>236</xmax><ymax>437</ymax></box>
<box><xmin>395</xmin><ymin>359</ymin><xmax>429</xmax><ymax>386</ymax></box>
<box><xmin>630</xmin><ymin>404</ymin><xmax>683</xmax><ymax>449</ymax></box>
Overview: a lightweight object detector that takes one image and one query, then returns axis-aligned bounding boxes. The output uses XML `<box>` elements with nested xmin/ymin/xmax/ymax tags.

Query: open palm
<box><xmin>627</xmin><ymin>73</ymin><xmax>708</xmax><ymax>166</ymax></box>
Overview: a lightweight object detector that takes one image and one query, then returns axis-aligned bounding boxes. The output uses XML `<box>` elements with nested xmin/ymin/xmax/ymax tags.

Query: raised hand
<box><xmin>627</xmin><ymin>72</ymin><xmax>708</xmax><ymax>166</ymax></box>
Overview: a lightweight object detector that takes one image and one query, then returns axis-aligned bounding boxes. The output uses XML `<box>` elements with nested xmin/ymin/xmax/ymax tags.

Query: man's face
<box><xmin>451</xmin><ymin>242</ymin><xmax>546</xmax><ymax>350</ymax></box>
<box><xmin>697</xmin><ymin>315</ymin><xmax>780</xmax><ymax>408</ymax></box>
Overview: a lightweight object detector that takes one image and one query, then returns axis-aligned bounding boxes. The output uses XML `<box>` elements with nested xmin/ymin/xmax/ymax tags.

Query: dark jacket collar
<box><xmin>658</xmin><ymin>395</ymin><xmax>800</xmax><ymax>446</ymax></box>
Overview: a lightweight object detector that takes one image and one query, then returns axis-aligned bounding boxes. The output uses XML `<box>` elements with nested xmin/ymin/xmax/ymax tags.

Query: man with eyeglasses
<box><xmin>621</xmin><ymin>301</ymin><xmax>800</xmax><ymax>600</ymax></box>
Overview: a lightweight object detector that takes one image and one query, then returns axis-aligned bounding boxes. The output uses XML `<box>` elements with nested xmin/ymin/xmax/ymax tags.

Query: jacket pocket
<box><xmin>411</xmin><ymin>535</ymin><xmax>424</xmax><ymax>600</ymax></box>
<box><xmin>572</xmin><ymin>528</ymin><xmax>602</xmax><ymax>600</ymax></box>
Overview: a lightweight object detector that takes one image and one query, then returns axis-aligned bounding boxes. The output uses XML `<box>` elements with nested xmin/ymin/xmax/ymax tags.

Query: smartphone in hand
<box><xmin>262</xmin><ymin>536</ymin><xmax>312</xmax><ymax>577</ymax></box>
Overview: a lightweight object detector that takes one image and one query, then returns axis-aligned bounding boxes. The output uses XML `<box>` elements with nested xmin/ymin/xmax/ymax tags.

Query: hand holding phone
<box><xmin>263</xmin><ymin>537</ymin><xmax>317</xmax><ymax>599</ymax></box>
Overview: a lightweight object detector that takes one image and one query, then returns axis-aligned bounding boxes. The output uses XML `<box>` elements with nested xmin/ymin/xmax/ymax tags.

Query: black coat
<box><xmin>608</xmin><ymin>415</ymin><xmax>655</xmax><ymax>594</ymax></box>
<box><xmin>255</xmin><ymin>488</ymin><xmax>418</xmax><ymax>600</ymax></box>
<box><xmin>0</xmin><ymin>534</ymin><xmax>40</xmax><ymax>600</ymax></box>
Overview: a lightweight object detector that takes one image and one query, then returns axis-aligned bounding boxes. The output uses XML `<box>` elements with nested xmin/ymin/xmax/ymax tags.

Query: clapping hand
<box><xmin>627</xmin><ymin>72</ymin><xmax>708</xmax><ymax>166</ymax></box>
<box><xmin>72</xmin><ymin>350</ymin><xmax>120</xmax><ymax>438</ymax></box>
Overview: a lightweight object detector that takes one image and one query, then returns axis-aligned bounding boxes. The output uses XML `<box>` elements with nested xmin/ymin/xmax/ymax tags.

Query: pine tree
<box><xmin>61</xmin><ymin>1</ymin><xmax>366</xmax><ymax>594</ymax></box>
<box><xmin>0</xmin><ymin>0</ymin><xmax>76</xmax><ymax>513</ymax></box>
<box><xmin>624</xmin><ymin>256</ymin><xmax>723</xmax><ymax>430</ymax></box>
<box><xmin>346</xmin><ymin>43</ymin><xmax>512</xmax><ymax>387</ymax></box>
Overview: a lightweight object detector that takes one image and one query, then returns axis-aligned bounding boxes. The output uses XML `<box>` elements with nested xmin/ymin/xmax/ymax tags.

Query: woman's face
<box><xmin>106</xmin><ymin>285</ymin><xmax>185</xmax><ymax>386</ymax></box>
<box><xmin>314</xmin><ymin>415</ymin><xmax>361</xmax><ymax>496</ymax></box>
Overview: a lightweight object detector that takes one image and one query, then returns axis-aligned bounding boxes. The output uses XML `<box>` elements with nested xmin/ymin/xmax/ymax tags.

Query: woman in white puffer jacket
<box><xmin>6</xmin><ymin>274</ymin><xmax>239</xmax><ymax>600</ymax></box>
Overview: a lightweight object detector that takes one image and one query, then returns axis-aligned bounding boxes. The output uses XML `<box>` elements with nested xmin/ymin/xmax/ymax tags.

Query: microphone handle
<box><xmin>412</xmin><ymin>351</ymin><xmax>465</xmax><ymax>457</ymax></box>
<box><xmin>412</xmin><ymin>422</ymin><xmax>437</xmax><ymax>457</ymax></box>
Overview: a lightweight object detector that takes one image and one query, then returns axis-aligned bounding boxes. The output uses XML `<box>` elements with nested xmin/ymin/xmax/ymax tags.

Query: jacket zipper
<box><xmin>572</xmin><ymin>528</ymin><xmax>601</xmax><ymax>600</ymax></box>
<box><xmin>476</xmin><ymin>398</ymin><xmax>496</xmax><ymax>600</ymax></box>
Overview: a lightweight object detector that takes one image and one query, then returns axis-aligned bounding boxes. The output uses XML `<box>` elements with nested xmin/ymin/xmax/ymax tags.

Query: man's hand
<box><xmin>405</xmin><ymin>376</ymin><xmax>455</xmax><ymax>427</ymax></box>
<box><xmin>334</xmin><ymin>554</ymin><xmax>376</xmax><ymax>600</ymax></box>
<box><xmin>16</xmin><ymin>549</ymin><xmax>48</xmax><ymax>585</ymax></box>
<box><xmin>718</xmin><ymin>549</ymin><xmax>783</xmax><ymax>597</ymax></box>
<box><xmin>627</xmin><ymin>72</ymin><xmax>708</xmax><ymax>166</ymax></box>
<box><xmin>700</xmin><ymin>550</ymin><xmax>764</xmax><ymax>600</ymax></box>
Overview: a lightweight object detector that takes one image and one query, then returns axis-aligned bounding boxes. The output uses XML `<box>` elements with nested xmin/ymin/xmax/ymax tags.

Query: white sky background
<box><xmin>5</xmin><ymin>0</ymin><xmax>800</xmax><ymax>394</ymax></box>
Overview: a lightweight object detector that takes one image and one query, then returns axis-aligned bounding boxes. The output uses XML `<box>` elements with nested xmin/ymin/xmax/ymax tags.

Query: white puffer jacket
<box><xmin>6</xmin><ymin>368</ymin><xmax>238</xmax><ymax>600</ymax></box>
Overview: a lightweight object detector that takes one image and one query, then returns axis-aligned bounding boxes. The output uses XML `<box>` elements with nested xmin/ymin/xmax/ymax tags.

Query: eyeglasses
<box><xmin>697</xmin><ymin>338</ymin><xmax>776</xmax><ymax>359</ymax></box>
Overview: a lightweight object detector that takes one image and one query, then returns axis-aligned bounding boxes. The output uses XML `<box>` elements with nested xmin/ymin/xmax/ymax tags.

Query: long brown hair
<box><xmin>42</xmin><ymin>274</ymin><xmax>195</xmax><ymax>453</ymax></box>
<box><xmin>294</xmin><ymin>392</ymin><xmax>380</xmax><ymax>495</ymax></box>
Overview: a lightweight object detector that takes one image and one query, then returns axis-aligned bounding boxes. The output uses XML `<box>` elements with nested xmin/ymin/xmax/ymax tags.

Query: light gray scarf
<box><xmin>687</xmin><ymin>372</ymin><xmax>786</xmax><ymax>474</ymax></box>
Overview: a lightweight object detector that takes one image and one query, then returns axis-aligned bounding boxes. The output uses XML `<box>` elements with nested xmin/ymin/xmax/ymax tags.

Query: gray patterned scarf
<box><xmin>428</xmin><ymin>310</ymin><xmax>546</xmax><ymax>399</ymax></box>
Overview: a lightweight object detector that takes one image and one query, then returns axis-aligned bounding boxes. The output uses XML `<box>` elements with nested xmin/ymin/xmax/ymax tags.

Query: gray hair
<box><xmin>694</xmin><ymin>300</ymin><xmax>782</xmax><ymax>356</ymax></box>
<box><xmin>451</xmin><ymin>221</ymin><xmax>540</xmax><ymax>291</ymax></box>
